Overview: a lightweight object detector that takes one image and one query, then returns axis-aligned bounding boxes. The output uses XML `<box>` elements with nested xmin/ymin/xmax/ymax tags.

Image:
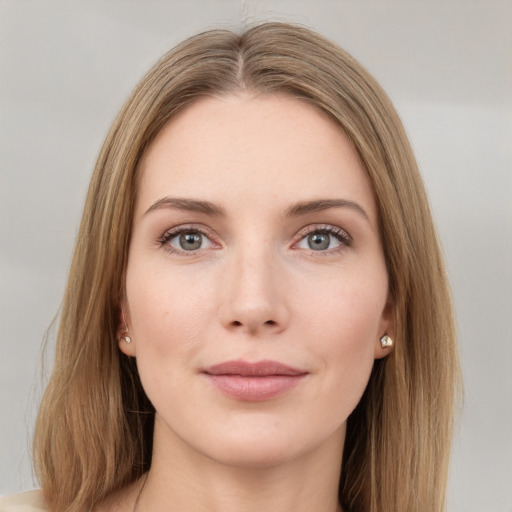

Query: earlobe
<box><xmin>374</xmin><ymin>297</ymin><xmax>395</xmax><ymax>359</ymax></box>
<box><xmin>117</xmin><ymin>307</ymin><xmax>136</xmax><ymax>357</ymax></box>
<box><xmin>118</xmin><ymin>335</ymin><xmax>136</xmax><ymax>357</ymax></box>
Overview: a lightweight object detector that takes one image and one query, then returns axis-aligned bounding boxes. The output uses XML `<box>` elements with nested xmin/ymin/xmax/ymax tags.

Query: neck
<box><xmin>138</xmin><ymin>416</ymin><xmax>345</xmax><ymax>512</ymax></box>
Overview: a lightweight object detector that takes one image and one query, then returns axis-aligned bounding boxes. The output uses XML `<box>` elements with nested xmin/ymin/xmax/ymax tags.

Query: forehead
<box><xmin>136</xmin><ymin>94</ymin><xmax>377</xmax><ymax>221</ymax></box>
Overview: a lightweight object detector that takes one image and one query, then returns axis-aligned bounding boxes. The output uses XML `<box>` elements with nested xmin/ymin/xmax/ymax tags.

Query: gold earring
<box><xmin>380</xmin><ymin>335</ymin><xmax>393</xmax><ymax>348</ymax></box>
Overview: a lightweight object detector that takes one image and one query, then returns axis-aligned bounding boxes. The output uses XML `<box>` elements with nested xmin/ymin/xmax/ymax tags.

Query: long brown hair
<box><xmin>34</xmin><ymin>22</ymin><xmax>459</xmax><ymax>512</ymax></box>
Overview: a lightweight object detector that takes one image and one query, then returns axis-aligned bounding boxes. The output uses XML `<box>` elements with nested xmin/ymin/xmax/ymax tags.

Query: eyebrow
<box><xmin>145</xmin><ymin>197</ymin><xmax>226</xmax><ymax>216</ymax></box>
<box><xmin>144</xmin><ymin>196</ymin><xmax>370</xmax><ymax>222</ymax></box>
<box><xmin>285</xmin><ymin>199</ymin><xmax>370</xmax><ymax>222</ymax></box>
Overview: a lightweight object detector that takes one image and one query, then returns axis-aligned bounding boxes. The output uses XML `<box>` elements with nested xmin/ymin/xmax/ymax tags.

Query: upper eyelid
<box><xmin>161</xmin><ymin>223</ymin><xmax>215</xmax><ymax>237</ymax></box>
<box><xmin>295</xmin><ymin>224</ymin><xmax>352</xmax><ymax>240</ymax></box>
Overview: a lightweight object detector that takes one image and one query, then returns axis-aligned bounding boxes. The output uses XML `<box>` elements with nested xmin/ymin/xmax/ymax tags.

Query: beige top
<box><xmin>0</xmin><ymin>491</ymin><xmax>49</xmax><ymax>512</ymax></box>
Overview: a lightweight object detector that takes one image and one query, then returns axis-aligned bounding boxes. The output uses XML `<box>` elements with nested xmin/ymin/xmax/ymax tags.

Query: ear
<box><xmin>117</xmin><ymin>304</ymin><xmax>136</xmax><ymax>357</ymax></box>
<box><xmin>374</xmin><ymin>296</ymin><xmax>395</xmax><ymax>360</ymax></box>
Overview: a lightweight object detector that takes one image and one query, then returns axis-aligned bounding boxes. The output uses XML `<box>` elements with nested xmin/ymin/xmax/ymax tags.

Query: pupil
<box><xmin>308</xmin><ymin>233</ymin><xmax>329</xmax><ymax>250</ymax></box>
<box><xmin>180</xmin><ymin>233</ymin><xmax>201</xmax><ymax>250</ymax></box>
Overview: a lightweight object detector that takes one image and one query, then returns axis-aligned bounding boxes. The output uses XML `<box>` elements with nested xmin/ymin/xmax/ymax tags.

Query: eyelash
<box><xmin>157</xmin><ymin>225</ymin><xmax>217</xmax><ymax>256</ymax></box>
<box><xmin>294</xmin><ymin>224</ymin><xmax>353</xmax><ymax>254</ymax></box>
<box><xmin>157</xmin><ymin>224</ymin><xmax>352</xmax><ymax>256</ymax></box>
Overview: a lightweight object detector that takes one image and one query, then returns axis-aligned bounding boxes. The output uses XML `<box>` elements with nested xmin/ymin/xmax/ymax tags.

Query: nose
<box><xmin>218</xmin><ymin>245</ymin><xmax>289</xmax><ymax>336</ymax></box>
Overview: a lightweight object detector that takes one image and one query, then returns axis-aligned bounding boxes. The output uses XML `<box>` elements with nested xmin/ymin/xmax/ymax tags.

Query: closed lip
<box><xmin>201</xmin><ymin>360</ymin><xmax>308</xmax><ymax>401</ymax></box>
<box><xmin>201</xmin><ymin>359</ymin><xmax>308</xmax><ymax>377</ymax></box>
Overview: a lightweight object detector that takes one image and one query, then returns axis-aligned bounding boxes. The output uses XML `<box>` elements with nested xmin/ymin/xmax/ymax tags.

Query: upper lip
<box><xmin>202</xmin><ymin>360</ymin><xmax>307</xmax><ymax>376</ymax></box>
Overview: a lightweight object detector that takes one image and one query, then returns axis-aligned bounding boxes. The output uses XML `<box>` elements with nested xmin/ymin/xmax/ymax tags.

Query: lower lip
<box><xmin>204</xmin><ymin>374</ymin><xmax>307</xmax><ymax>401</ymax></box>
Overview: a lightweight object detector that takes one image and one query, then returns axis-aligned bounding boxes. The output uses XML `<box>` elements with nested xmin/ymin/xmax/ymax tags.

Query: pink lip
<box><xmin>201</xmin><ymin>360</ymin><xmax>308</xmax><ymax>402</ymax></box>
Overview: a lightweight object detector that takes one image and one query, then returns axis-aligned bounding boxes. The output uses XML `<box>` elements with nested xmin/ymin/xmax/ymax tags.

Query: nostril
<box><xmin>231</xmin><ymin>319</ymin><xmax>277</xmax><ymax>328</ymax></box>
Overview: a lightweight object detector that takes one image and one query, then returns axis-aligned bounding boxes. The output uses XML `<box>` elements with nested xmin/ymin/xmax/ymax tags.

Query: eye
<box><xmin>172</xmin><ymin>232</ymin><xmax>207</xmax><ymax>251</ymax></box>
<box><xmin>295</xmin><ymin>226</ymin><xmax>352</xmax><ymax>252</ymax></box>
<box><xmin>159</xmin><ymin>227</ymin><xmax>216</xmax><ymax>254</ymax></box>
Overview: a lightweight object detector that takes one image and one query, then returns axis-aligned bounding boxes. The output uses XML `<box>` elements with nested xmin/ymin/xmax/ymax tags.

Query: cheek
<box><xmin>126</xmin><ymin>262</ymin><xmax>216</xmax><ymax>358</ymax></box>
<box><xmin>298</xmin><ymin>274</ymin><xmax>386</xmax><ymax>393</ymax></box>
<box><xmin>125</xmin><ymin>267</ymin><xmax>214</xmax><ymax>409</ymax></box>
<box><xmin>300</xmin><ymin>270</ymin><xmax>386</xmax><ymax>344</ymax></box>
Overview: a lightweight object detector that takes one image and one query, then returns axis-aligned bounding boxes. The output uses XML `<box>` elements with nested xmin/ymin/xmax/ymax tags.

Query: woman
<box><xmin>1</xmin><ymin>22</ymin><xmax>459</xmax><ymax>512</ymax></box>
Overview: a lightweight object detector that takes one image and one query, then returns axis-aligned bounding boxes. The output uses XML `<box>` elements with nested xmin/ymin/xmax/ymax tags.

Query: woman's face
<box><xmin>122</xmin><ymin>94</ymin><xmax>393</xmax><ymax>468</ymax></box>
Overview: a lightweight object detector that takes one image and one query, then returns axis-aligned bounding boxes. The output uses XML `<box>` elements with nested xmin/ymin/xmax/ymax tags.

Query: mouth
<box><xmin>201</xmin><ymin>360</ymin><xmax>308</xmax><ymax>402</ymax></box>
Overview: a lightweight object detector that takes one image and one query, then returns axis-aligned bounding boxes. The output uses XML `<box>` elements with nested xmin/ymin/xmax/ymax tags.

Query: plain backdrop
<box><xmin>1</xmin><ymin>1</ymin><xmax>511</xmax><ymax>510</ymax></box>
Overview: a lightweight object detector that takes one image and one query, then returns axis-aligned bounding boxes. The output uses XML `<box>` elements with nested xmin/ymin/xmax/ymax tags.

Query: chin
<box><xmin>190</xmin><ymin>420</ymin><xmax>345</xmax><ymax>471</ymax></box>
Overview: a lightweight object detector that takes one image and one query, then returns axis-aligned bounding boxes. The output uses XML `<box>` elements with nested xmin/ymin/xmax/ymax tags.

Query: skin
<box><xmin>109</xmin><ymin>94</ymin><xmax>394</xmax><ymax>512</ymax></box>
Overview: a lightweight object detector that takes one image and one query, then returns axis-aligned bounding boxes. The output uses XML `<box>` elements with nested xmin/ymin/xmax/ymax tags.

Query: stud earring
<box><xmin>119</xmin><ymin>310</ymin><xmax>131</xmax><ymax>343</ymax></box>
<box><xmin>380</xmin><ymin>335</ymin><xmax>393</xmax><ymax>348</ymax></box>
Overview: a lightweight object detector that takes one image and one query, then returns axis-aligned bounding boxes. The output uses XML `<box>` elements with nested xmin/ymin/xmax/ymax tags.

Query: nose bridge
<box><xmin>219</xmin><ymin>237</ymin><xmax>288</xmax><ymax>334</ymax></box>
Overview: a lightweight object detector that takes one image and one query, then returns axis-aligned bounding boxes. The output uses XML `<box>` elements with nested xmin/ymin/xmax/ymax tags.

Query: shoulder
<box><xmin>0</xmin><ymin>491</ymin><xmax>50</xmax><ymax>512</ymax></box>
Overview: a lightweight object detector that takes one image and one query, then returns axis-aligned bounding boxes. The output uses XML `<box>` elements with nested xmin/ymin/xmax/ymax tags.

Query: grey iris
<box><xmin>180</xmin><ymin>233</ymin><xmax>202</xmax><ymax>250</ymax></box>
<box><xmin>308</xmin><ymin>233</ymin><xmax>330</xmax><ymax>250</ymax></box>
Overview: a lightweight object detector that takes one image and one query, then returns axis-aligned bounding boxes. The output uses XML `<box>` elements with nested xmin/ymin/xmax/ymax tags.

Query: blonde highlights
<box><xmin>34</xmin><ymin>22</ymin><xmax>459</xmax><ymax>512</ymax></box>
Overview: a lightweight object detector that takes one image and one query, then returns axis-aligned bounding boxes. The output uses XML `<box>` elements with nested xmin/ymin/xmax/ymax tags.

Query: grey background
<box><xmin>1</xmin><ymin>1</ymin><xmax>511</xmax><ymax>510</ymax></box>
